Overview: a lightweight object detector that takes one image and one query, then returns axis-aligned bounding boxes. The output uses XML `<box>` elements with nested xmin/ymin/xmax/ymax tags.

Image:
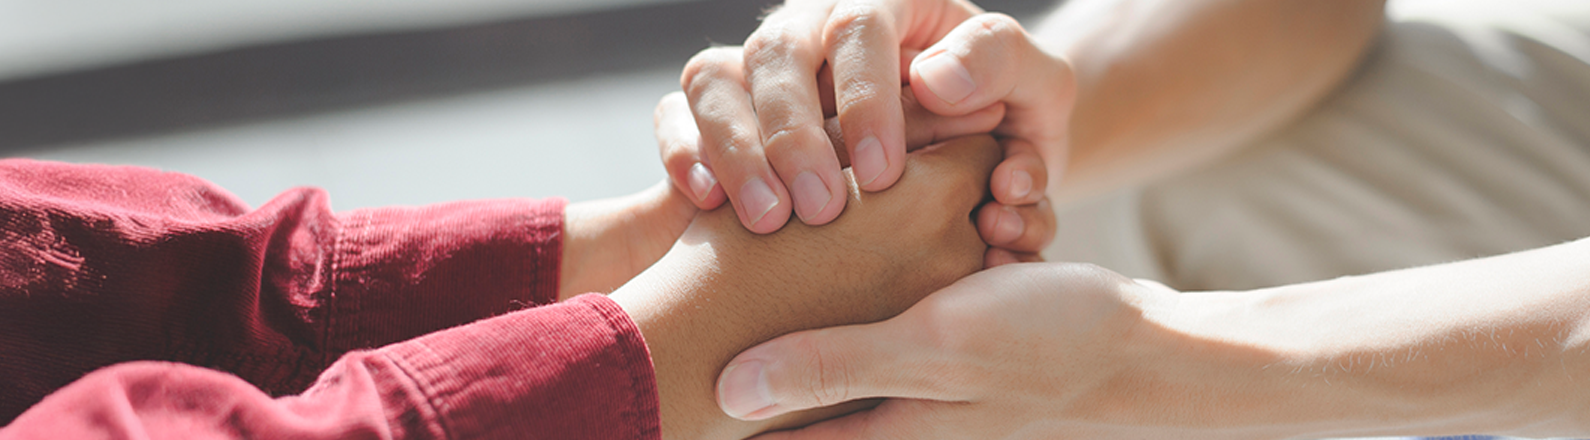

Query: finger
<box><xmin>901</xmin><ymin>86</ymin><xmax>1005</xmax><ymax>150</ymax></box>
<box><xmin>822</xmin><ymin>88</ymin><xmax>1004</xmax><ymax>166</ymax></box>
<box><xmin>746</xmin><ymin>5</ymin><xmax>848</xmax><ymax>225</ymax></box>
<box><xmin>990</xmin><ymin>137</ymin><xmax>1047</xmax><ymax>205</ymax></box>
<box><xmin>974</xmin><ymin>198</ymin><xmax>1055</xmax><ymax>252</ymax></box>
<box><xmin>717</xmin><ymin>321</ymin><xmax>953</xmax><ymax>421</ymax></box>
<box><xmin>682</xmin><ymin>47</ymin><xmax>793</xmax><ymax>234</ymax></box>
<box><xmin>656</xmin><ymin>91</ymin><xmax>727</xmax><ymax>209</ymax></box>
<box><xmin>908</xmin><ymin>13</ymin><xmax>1076</xmax><ymax>140</ymax></box>
<box><xmin>816</xmin><ymin>50</ymin><xmax>938</xmax><ymax>117</ymax></box>
<box><xmin>984</xmin><ymin>247</ymin><xmax>1043</xmax><ymax>268</ymax></box>
<box><xmin>824</xmin><ymin>0</ymin><xmax>979</xmax><ymax>192</ymax></box>
<box><xmin>898</xmin><ymin>48</ymin><xmax>922</xmax><ymax>83</ymax></box>
<box><xmin>818</xmin><ymin>62</ymin><xmax>837</xmax><ymax>117</ymax></box>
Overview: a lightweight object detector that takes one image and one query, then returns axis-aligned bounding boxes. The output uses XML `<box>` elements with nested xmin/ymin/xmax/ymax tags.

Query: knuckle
<box><xmin>660</xmin><ymin>90</ymin><xmax>688</xmax><ymax>108</ymax></box>
<box><xmin>653</xmin><ymin>92</ymin><xmax>687</xmax><ymax>123</ymax></box>
<box><xmin>970</xmin><ymin>13</ymin><xmax>1026</xmax><ymax>48</ymax></box>
<box><xmin>833</xmin><ymin>70</ymin><xmax>890</xmax><ymax>115</ymax></box>
<box><xmin>822</xmin><ymin>4</ymin><xmax>891</xmax><ymax>48</ymax></box>
<box><xmin>760</xmin><ymin>124</ymin><xmax>827</xmax><ymax>157</ymax></box>
<box><xmin>789</xmin><ymin>333</ymin><xmax>854</xmax><ymax>406</ymax></box>
<box><xmin>711</xmin><ymin>128</ymin><xmax>759</xmax><ymax>157</ymax></box>
<box><xmin>681</xmin><ymin>47</ymin><xmax>743</xmax><ymax>92</ymax></box>
<box><xmin>744</xmin><ymin>26</ymin><xmax>816</xmax><ymax>71</ymax></box>
<box><xmin>834</xmin><ymin>81</ymin><xmax>886</xmax><ymax>118</ymax></box>
<box><xmin>661</xmin><ymin>143</ymin><xmax>699</xmax><ymax>169</ymax></box>
<box><xmin>963</xmin><ymin>14</ymin><xmax>1030</xmax><ymax>74</ymax></box>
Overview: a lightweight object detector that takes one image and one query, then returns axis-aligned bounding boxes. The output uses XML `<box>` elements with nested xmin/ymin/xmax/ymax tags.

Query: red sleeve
<box><xmin>0</xmin><ymin>159</ymin><xmax>566</xmax><ymax>421</ymax></box>
<box><xmin>0</xmin><ymin>294</ymin><xmax>662</xmax><ymax>440</ymax></box>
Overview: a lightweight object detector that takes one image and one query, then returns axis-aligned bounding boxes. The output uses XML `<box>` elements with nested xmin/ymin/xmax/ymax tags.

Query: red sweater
<box><xmin>0</xmin><ymin>159</ymin><xmax>660</xmax><ymax>439</ymax></box>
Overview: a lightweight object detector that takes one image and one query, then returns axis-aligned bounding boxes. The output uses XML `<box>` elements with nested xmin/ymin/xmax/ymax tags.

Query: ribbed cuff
<box><xmin>382</xmin><ymin>294</ymin><xmax>659</xmax><ymax>440</ymax></box>
<box><xmin>325</xmin><ymin>197</ymin><xmax>567</xmax><ymax>356</ymax></box>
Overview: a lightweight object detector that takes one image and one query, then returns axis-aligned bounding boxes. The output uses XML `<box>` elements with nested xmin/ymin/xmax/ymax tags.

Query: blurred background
<box><xmin>5</xmin><ymin>4</ymin><xmax>1586</xmax><ymax>439</ymax></box>
<box><xmin>1</xmin><ymin>0</ymin><xmax>1054</xmax><ymax>208</ymax></box>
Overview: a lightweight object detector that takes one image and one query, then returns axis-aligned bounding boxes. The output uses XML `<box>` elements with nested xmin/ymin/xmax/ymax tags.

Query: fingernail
<box><xmin>1009</xmin><ymin>169</ymin><xmax>1033</xmax><ymax>201</ymax></box>
<box><xmin>994</xmin><ymin>206</ymin><xmax>1024</xmax><ymax>244</ymax></box>
<box><xmin>917</xmin><ymin>53</ymin><xmax>976</xmax><ymax>104</ymax></box>
<box><xmin>739</xmin><ymin>178</ymin><xmax>779</xmax><ymax>225</ymax></box>
<box><xmin>853</xmin><ymin>137</ymin><xmax>887</xmax><ymax>187</ymax></box>
<box><xmin>791</xmin><ymin>171</ymin><xmax>831</xmax><ymax>222</ymax></box>
<box><xmin>718</xmin><ymin>360</ymin><xmax>776</xmax><ymax>419</ymax></box>
<box><xmin>688</xmin><ymin>163</ymin><xmax>717</xmax><ymax>202</ymax></box>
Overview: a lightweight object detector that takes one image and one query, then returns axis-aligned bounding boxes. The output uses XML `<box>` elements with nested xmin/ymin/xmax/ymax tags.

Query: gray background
<box><xmin>2</xmin><ymin>0</ymin><xmax>1054</xmax><ymax>208</ymax></box>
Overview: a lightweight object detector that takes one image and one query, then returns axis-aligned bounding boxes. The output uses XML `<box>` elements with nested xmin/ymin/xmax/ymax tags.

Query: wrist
<box><xmin>610</xmin><ymin>201</ymin><xmax>975</xmax><ymax>439</ymax></box>
<box><xmin>1163</xmin><ymin>259</ymin><xmax>1590</xmax><ymax>439</ymax></box>
<box><xmin>1153</xmin><ymin>285</ymin><xmax>1440</xmax><ymax>439</ymax></box>
<box><xmin>1121</xmin><ymin>288</ymin><xmax>1315</xmax><ymax>440</ymax></box>
<box><xmin>608</xmin><ymin>225</ymin><xmax>861</xmax><ymax>440</ymax></box>
<box><xmin>559</xmin><ymin>183</ymin><xmax>695</xmax><ymax>301</ymax></box>
<box><xmin>558</xmin><ymin>202</ymin><xmax>599</xmax><ymax>301</ymax></box>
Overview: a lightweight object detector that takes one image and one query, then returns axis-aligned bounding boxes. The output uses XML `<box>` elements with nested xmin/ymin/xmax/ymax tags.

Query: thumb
<box><xmin>908</xmin><ymin>13</ymin><xmax>1076</xmax><ymax>143</ymax></box>
<box><xmin>821</xmin><ymin>86</ymin><xmax>1007</xmax><ymax>168</ymax></box>
<box><xmin>715</xmin><ymin>319</ymin><xmax>941</xmax><ymax>421</ymax></box>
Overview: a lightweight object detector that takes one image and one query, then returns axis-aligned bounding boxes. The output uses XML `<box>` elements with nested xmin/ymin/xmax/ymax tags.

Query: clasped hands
<box><xmin>606</xmin><ymin>116</ymin><xmax>1187</xmax><ymax>440</ymax></box>
<box><xmin>563</xmin><ymin>0</ymin><xmax>1188</xmax><ymax>438</ymax></box>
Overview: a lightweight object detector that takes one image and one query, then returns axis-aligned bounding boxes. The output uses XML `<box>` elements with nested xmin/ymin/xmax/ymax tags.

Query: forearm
<box><xmin>1155</xmin><ymin>238</ymin><xmax>1590</xmax><ymax>438</ymax></box>
<box><xmin>1034</xmin><ymin>0</ymin><xmax>1385</xmax><ymax>201</ymax></box>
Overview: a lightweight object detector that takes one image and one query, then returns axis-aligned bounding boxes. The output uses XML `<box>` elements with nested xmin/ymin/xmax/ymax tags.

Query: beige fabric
<box><xmin>1046</xmin><ymin>0</ymin><xmax>1590</xmax><ymax>292</ymax></box>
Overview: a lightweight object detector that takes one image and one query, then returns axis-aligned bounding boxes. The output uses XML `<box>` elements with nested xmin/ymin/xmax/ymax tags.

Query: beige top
<box><xmin>1046</xmin><ymin>0</ymin><xmax>1590</xmax><ymax>292</ymax></box>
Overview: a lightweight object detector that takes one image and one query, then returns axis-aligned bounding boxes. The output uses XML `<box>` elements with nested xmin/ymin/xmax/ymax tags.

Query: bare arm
<box><xmin>1038</xmin><ymin>0</ymin><xmax>1386</xmax><ymax>201</ymax></box>
<box><xmin>717</xmin><ymin>237</ymin><xmax>1590</xmax><ymax>439</ymax></box>
<box><xmin>1164</xmin><ymin>237</ymin><xmax>1590</xmax><ymax>438</ymax></box>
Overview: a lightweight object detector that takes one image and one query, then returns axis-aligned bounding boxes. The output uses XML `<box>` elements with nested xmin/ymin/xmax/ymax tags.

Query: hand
<box><xmin>656</xmin><ymin>83</ymin><xmax>1056</xmax><ymax>266</ymax></box>
<box><xmin>664</xmin><ymin>0</ymin><xmax>1070</xmax><ymax>248</ymax></box>
<box><xmin>724</xmin><ymin>238</ymin><xmax>1590</xmax><ymax>439</ymax></box>
<box><xmin>613</xmin><ymin>134</ymin><xmax>1005</xmax><ymax>439</ymax></box>
<box><xmin>715</xmin><ymin>262</ymin><xmax>1209</xmax><ymax>439</ymax></box>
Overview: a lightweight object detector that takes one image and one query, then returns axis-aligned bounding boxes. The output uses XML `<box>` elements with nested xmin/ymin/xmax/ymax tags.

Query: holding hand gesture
<box><xmin>659</xmin><ymin>0</ymin><xmax>1075</xmax><ymax>261</ymax></box>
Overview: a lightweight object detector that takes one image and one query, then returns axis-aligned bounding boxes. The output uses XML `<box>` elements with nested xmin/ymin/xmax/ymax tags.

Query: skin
<box><xmin>560</xmin><ymin>181</ymin><xmax>698</xmax><ymax>300</ymax></box>
<box><xmin>662</xmin><ymin>0</ymin><xmax>1384</xmax><ymax>254</ymax></box>
<box><xmin>1038</xmin><ymin>0</ymin><xmax>1387</xmax><ymax>202</ymax></box>
<box><xmin>613</xmin><ymin>134</ymin><xmax>1006</xmax><ymax>439</ymax></box>
<box><xmin>666</xmin><ymin>0</ymin><xmax>1058</xmax><ymax>248</ymax></box>
<box><xmin>654</xmin><ymin>86</ymin><xmax>1055</xmax><ymax>268</ymax></box>
<box><xmin>719</xmin><ymin>240</ymin><xmax>1590</xmax><ymax>439</ymax></box>
<box><xmin>707</xmin><ymin>0</ymin><xmax>1590</xmax><ymax>437</ymax></box>
<box><xmin>565</xmin><ymin>88</ymin><xmax>1039</xmax><ymax>298</ymax></box>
